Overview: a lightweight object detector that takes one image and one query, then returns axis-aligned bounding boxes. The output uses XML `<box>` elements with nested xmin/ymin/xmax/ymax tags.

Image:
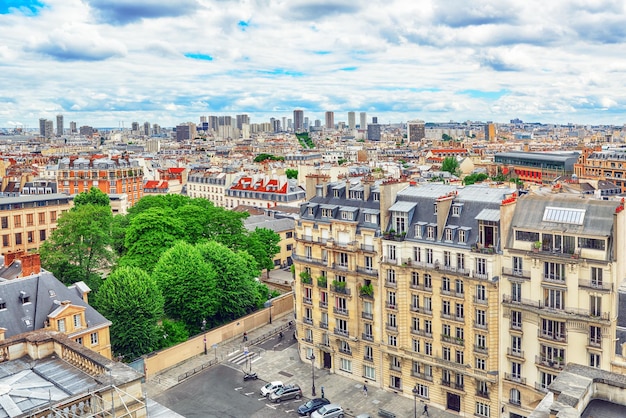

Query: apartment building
<box><xmin>186</xmin><ymin>171</ymin><xmax>234</xmax><ymax>207</ymax></box>
<box><xmin>295</xmin><ymin>178</ymin><xmax>626</xmax><ymax>418</ymax></box>
<box><xmin>56</xmin><ymin>155</ymin><xmax>144</xmax><ymax>206</ymax></box>
<box><xmin>574</xmin><ymin>147</ymin><xmax>626</xmax><ymax>193</ymax></box>
<box><xmin>499</xmin><ymin>195</ymin><xmax>625</xmax><ymax>418</ymax></box>
<box><xmin>225</xmin><ymin>174</ymin><xmax>306</xmax><ymax>209</ymax></box>
<box><xmin>0</xmin><ymin>192</ymin><xmax>71</xmax><ymax>253</ymax></box>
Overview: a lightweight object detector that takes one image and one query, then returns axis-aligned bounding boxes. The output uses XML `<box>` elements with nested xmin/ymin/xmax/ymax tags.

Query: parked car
<box><xmin>269</xmin><ymin>384</ymin><xmax>302</xmax><ymax>403</ymax></box>
<box><xmin>311</xmin><ymin>403</ymin><xmax>344</xmax><ymax>418</ymax></box>
<box><xmin>355</xmin><ymin>414</ymin><xmax>372</xmax><ymax>418</ymax></box>
<box><xmin>298</xmin><ymin>397</ymin><xmax>331</xmax><ymax>415</ymax></box>
<box><xmin>260</xmin><ymin>381</ymin><xmax>284</xmax><ymax>397</ymax></box>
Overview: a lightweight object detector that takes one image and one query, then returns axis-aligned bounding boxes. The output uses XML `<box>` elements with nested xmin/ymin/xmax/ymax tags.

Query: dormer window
<box><xmin>426</xmin><ymin>226</ymin><xmax>436</xmax><ymax>240</ymax></box>
<box><xmin>333</xmin><ymin>189</ymin><xmax>340</xmax><ymax>198</ymax></box>
<box><xmin>308</xmin><ymin>207</ymin><xmax>314</xmax><ymax>216</ymax></box>
<box><xmin>444</xmin><ymin>228</ymin><xmax>453</xmax><ymax>242</ymax></box>
<box><xmin>19</xmin><ymin>291</ymin><xmax>30</xmax><ymax>304</ymax></box>
<box><xmin>433</xmin><ymin>204</ymin><xmax>438</xmax><ymax>214</ymax></box>
<box><xmin>372</xmin><ymin>193</ymin><xmax>380</xmax><ymax>201</ymax></box>
<box><xmin>341</xmin><ymin>211</ymin><xmax>352</xmax><ymax>220</ymax></box>
<box><xmin>322</xmin><ymin>208</ymin><xmax>332</xmax><ymax>217</ymax></box>
<box><xmin>452</xmin><ymin>205</ymin><xmax>462</xmax><ymax>216</ymax></box>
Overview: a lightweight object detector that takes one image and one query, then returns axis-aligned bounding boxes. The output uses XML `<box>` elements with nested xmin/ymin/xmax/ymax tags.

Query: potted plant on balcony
<box><xmin>332</xmin><ymin>279</ymin><xmax>347</xmax><ymax>293</ymax></box>
<box><xmin>533</xmin><ymin>241</ymin><xmax>542</xmax><ymax>252</ymax></box>
<box><xmin>359</xmin><ymin>283</ymin><xmax>374</xmax><ymax>298</ymax></box>
<box><xmin>317</xmin><ymin>276</ymin><xmax>327</xmax><ymax>288</ymax></box>
<box><xmin>299</xmin><ymin>271</ymin><xmax>312</xmax><ymax>284</ymax></box>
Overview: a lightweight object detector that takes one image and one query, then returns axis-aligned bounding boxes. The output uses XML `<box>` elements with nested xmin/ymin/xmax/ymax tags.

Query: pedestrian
<box><xmin>363</xmin><ymin>383</ymin><xmax>368</xmax><ymax>397</ymax></box>
<box><xmin>321</xmin><ymin>386</ymin><xmax>325</xmax><ymax>398</ymax></box>
<box><xmin>423</xmin><ymin>404</ymin><xmax>429</xmax><ymax>417</ymax></box>
<box><xmin>243</xmin><ymin>332</ymin><xmax>248</xmax><ymax>342</ymax></box>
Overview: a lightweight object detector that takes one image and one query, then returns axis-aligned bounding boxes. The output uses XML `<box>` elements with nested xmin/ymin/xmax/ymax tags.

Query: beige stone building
<box><xmin>294</xmin><ymin>178</ymin><xmax>626</xmax><ymax>418</ymax></box>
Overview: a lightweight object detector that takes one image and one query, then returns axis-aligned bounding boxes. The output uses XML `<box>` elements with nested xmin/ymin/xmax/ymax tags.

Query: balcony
<box><xmin>390</xmin><ymin>364</ymin><xmax>402</xmax><ymax>372</ymax></box>
<box><xmin>292</xmin><ymin>253</ymin><xmax>327</xmax><ymax>267</ymax></box>
<box><xmin>412</xmin><ymin>371</ymin><xmax>433</xmax><ymax>382</ymax></box>
<box><xmin>303</xmin><ymin>297</ymin><xmax>312</xmax><ymax>305</ymax></box>
<box><xmin>589</xmin><ymin>338</ymin><xmax>602</xmax><ymax>348</ymax></box>
<box><xmin>361</xmin><ymin>244</ymin><xmax>376</xmax><ymax>252</ymax></box>
<box><xmin>386</xmin><ymin>302</ymin><xmax>398</xmax><ymax>310</ymax></box>
<box><xmin>504</xmin><ymin>373</ymin><xmax>526</xmax><ymax>385</ymax></box>
<box><xmin>303</xmin><ymin>317</ymin><xmax>313</xmax><ymax>325</ymax></box>
<box><xmin>339</xmin><ymin>347</ymin><xmax>352</xmax><ymax>356</ymax></box>
<box><xmin>362</xmin><ymin>333</ymin><xmax>374</xmax><ymax>342</ymax></box>
<box><xmin>411</xmin><ymin>329</ymin><xmax>433</xmax><ymax>339</ymax></box>
<box><xmin>441</xmin><ymin>335</ymin><xmax>465</xmax><ymax>346</ymax></box>
<box><xmin>503</xmin><ymin>295</ymin><xmax>610</xmax><ymax>321</ymax></box>
<box><xmin>334</xmin><ymin>328</ymin><xmax>349</xmax><ymax>338</ymax></box>
<box><xmin>304</xmin><ymin>336</ymin><xmax>313</xmax><ymax>343</ymax></box>
<box><xmin>535</xmin><ymin>382</ymin><xmax>549</xmax><ymax>393</ymax></box>
<box><xmin>542</xmin><ymin>273</ymin><xmax>566</xmax><ymax>285</ymax></box>
<box><xmin>385</xmin><ymin>280</ymin><xmax>397</xmax><ymax>289</ymax></box>
<box><xmin>411</xmin><ymin>305</ymin><xmax>432</xmax><ymax>315</ymax></box>
<box><xmin>333</xmin><ymin>307</ymin><xmax>349</xmax><ymax>316</ymax></box>
<box><xmin>473</xmin><ymin>321</ymin><xmax>488</xmax><ymax>330</ymax></box>
<box><xmin>473</xmin><ymin>296</ymin><xmax>488</xmax><ymax>305</ymax></box>
<box><xmin>476</xmin><ymin>390</ymin><xmax>489</xmax><ymax>399</ymax></box>
<box><xmin>507</xmin><ymin>348</ymin><xmax>525</xmax><ymax>359</ymax></box>
<box><xmin>535</xmin><ymin>356</ymin><xmax>565</xmax><ymax>370</ymax></box>
<box><xmin>579</xmin><ymin>279</ymin><xmax>613</xmax><ymax>292</ymax></box>
<box><xmin>319</xmin><ymin>301</ymin><xmax>328</xmax><ymax>309</ymax></box>
<box><xmin>502</xmin><ymin>267</ymin><xmax>531</xmax><ymax>279</ymax></box>
<box><xmin>537</xmin><ymin>329</ymin><xmax>567</xmax><ymax>343</ymax></box>
<box><xmin>332</xmin><ymin>263</ymin><xmax>350</xmax><ymax>271</ymax></box>
<box><xmin>386</xmin><ymin>323</ymin><xmax>398</xmax><ymax>332</ymax></box>
<box><xmin>330</xmin><ymin>284</ymin><xmax>351</xmax><ymax>296</ymax></box>
<box><xmin>356</xmin><ymin>266</ymin><xmax>378</xmax><ymax>278</ymax></box>
<box><xmin>473</xmin><ymin>271</ymin><xmax>489</xmax><ymax>281</ymax></box>
<box><xmin>382</xmin><ymin>256</ymin><xmax>398</xmax><ymax>265</ymax></box>
<box><xmin>362</xmin><ymin>311</ymin><xmax>373</xmax><ymax>320</ymax></box>
<box><xmin>453</xmin><ymin>383</ymin><xmax>465</xmax><ymax>391</ymax></box>
<box><xmin>509</xmin><ymin>398</ymin><xmax>521</xmax><ymax>406</ymax></box>
<box><xmin>473</xmin><ymin>345</ymin><xmax>488</xmax><ymax>355</ymax></box>
<box><xmin>364</xmin><ymin>355</ymin><xmax>374</xmax><ymax>362</ymax></box>
<box><xmin>320</xmin><ymin>322</ymin><xmax>328</xmax><ymax>330</ymax></box>
<box><xmin>441</xmin><ymin>379</ymin><xmax>451</xmax><ymax>387</ymax></box>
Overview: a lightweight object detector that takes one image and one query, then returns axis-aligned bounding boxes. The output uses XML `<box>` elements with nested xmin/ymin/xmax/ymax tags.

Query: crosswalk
<box><xmin>229</xmin><ymin>351</ymin><xmax>258</xmax><ymax>366</ymax></box>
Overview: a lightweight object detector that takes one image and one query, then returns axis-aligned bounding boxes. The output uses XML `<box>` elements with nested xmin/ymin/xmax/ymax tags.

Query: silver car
<box><xmin>311</xmin><ymin>403</ymin><xmax>344</xmax><ymax>418</ymax></box>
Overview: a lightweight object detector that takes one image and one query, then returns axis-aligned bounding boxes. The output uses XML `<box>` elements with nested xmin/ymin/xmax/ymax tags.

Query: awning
<box><xmin>475</xmin><ymin>208</ymin><xmax>500</xmax><ymax>222</ymax></box>
<box><xmin>389</xmin><ymin>201</ymin><xmax>417</xmax><ymax>212</ymax></box>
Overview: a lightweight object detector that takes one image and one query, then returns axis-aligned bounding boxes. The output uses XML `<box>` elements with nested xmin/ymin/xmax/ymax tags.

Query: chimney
<box><xmin>19</xmin><ymin>253</ymin><xmax>41</xmax><ymax>276</ymax></box>
<box><xmin>4</xmin><ymin>251</ymin><xmax>18</xmax><ymax>267</ymax></box>
<box><xmin>0</xmin><ymin>327</ymin><xmax>5</xmax><ymax>341</ymax></box>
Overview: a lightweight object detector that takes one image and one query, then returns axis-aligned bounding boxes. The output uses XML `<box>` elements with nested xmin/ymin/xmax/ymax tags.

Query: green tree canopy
<box><xmin>73</xmin><ymin>187</ymin><xmax>110</xmax><ymax>209</ymax></box>
<box><xmin>152</xmin><ymin>242</ymin><xmax>218</xmax><ymax>331</ymax></box>
<box><xmin>40</xmin><ymin>204</ymin><xmax>114</xmax><ymax>289</ymax></box>
<box><xmin>285</xmin><ymin>169</ymin><xmax>298</xmax><ymax>179</ymax></box>
<box><xmin>245</xmin><ymin>227</ymin><xmax>281</xmax><ymax>276</ymax></box>
<box><xmin>119</xmin><ymin>207</ymin><xmax>185</xmax><ymax>272</ymax></box>
<box><xmin>95</xmin><ymin>266</ymin><xmax>164</xmax><ymax>360</ymax></box>
<box><xmin>441</xmin><ymin>157</ymin><xmax>460</xmax><ymax>176</ymax></box>
<box><xmin>196</xmin><ymin>241</ymin><xmax>265</xmax><ymax>323</ymax></box>
<box><xmin>463</xmin><ymin>172</ymin><xmax>489</xmax><ymax>185</ymax></box>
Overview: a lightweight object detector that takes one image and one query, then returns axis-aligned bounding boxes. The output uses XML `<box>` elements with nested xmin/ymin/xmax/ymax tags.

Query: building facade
<box><xmin>294</xmin><ymin>179</ymin><xmax>625</xmax><ymax>418</ymax></box>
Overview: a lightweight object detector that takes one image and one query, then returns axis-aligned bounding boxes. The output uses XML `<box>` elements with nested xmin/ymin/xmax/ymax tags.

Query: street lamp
<box><xmin>412</xmin><ymin>385</ymin><xmax>418</xmax><ymax>418</ymax></box>
<box><xmin>310</xmin><ymin>353</ymin><xmax>316</xmax><ymax>396</ymax></box>
<box><xmin>201</xmin><ymin>318</ymin><xmax>207</xmax><ymax>355</ymax></box>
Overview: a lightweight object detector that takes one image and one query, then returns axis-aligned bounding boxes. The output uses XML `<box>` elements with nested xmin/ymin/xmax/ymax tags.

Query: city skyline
<box><xmin>2</xmin><ymin>0</ymin><xmax>626</xmax><ymax>128</ymax></box>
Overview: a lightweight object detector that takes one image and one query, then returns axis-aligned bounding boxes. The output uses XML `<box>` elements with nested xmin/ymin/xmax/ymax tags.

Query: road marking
<box><xmin>265</xmin><ymin>404</ymin><xmax>277</xmax><ymax>409</ymax></box>
<box><xmin>228</xmin><ymin>350</ymin><xmax>240</xmax><ymax>357</ymax></box>
<box><xmin>258</xmin><ymin>398</ymin><xmax>266</xmax><ymax>401</ymax></box>
<box><xmin>285</xmin><ymin>409</ymin><xmax>294</xmax><ymax>413</ymax></box>
<box><xmin>251</xmin><ymin>357</ymin><xmax>261</xmax><ymax>364</ymax></box>
<box><xmin>245</xmin><ymin>392</ymin><xmax>255</xmax><ymax>396</ymax></box>
<box><xmin>234</xmin><ymin>387</ymin><xmax>243</xmax><ymax>391</ymax></box>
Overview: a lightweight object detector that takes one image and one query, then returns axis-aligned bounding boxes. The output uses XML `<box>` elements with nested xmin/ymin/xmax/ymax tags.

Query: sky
<box><xmin>1</xmin><ymin>0</ymin><xmax>626</xmax><ymax>129</ymax></box>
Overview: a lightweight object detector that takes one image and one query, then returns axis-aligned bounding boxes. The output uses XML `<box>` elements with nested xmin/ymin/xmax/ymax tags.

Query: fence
<box><xmin>143</xmin><ymin>291</ymin><xmax>293</xmax><ymax>379</ymax></box>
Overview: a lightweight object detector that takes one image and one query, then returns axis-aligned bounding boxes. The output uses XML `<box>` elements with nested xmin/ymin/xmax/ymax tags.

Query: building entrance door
<box><xmin>446</xmin><ymin>392</ymin><xmax>461</xmax><ymax>412</ymax></box>
<box><xmin>323</xmin><ymin>352</ymin><xmax>332</xmax><ymax>369</ymax></box>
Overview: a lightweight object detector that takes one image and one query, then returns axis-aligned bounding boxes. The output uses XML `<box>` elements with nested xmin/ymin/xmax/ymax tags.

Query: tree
<box><xmin>152</xmin><ymin>242</ymin><xmax>218</xmax><ymax>331</ymax></box>
<box><xmin>40</xmin><ymin>204</ymin><xmax>114</xmax><ymax>290</ymax></box>
<box><xmin>245</xmin><ymin>228</ymin><xmax>281</xmax><ymax>276</ymax></box>
<box><xmin>441</xmin><ymin>157</ymin><xmax>460</xmax><ymax>176</ymax></box>
<box><xmin>95</xmin><ymin>266</ymin><xmax>164</xmax><ymax>360</ymax></box>
<box><xmin>463</xmin><ymin>173</ymin><xmax>489</xmax><ymax>185</ymax></box>
<box><xmin>73</xmin><ymin>187</ymin><xmax>110</xmax><ymax>209</ymax></box>
<box><xmin>196</xmin><ymin>241</ymin><xmax>265</xmax><ymax>323</ymax></box>
<box><xmin>442</xmin><ymin>133</ymin><xmax>452</xmax><ymax>141</ymax></box>
<box><xmin>119</xmin><ymin>207</ymin><xmax>185</xmax><ymax>272</ymax></box>
<box><xmin>157</xmin><ymin>319</ymin><xmax>189</xmax><ymax>349</ymax></box>
<box><xmin>285</xmin><ymin>169</ymin><xmax>298</xmax><ymax>179</ymax></box>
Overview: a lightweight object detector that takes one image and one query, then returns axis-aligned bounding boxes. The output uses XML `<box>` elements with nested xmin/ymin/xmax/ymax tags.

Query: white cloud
<box><xmin>1</xmin><ymin>0</ymin><xmax>626</xmax><ymax>127</ymax></box>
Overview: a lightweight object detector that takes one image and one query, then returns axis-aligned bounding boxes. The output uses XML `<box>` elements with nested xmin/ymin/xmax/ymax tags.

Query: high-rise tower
<box><xmin>56</xmin><ymin>114</ymin><xmax>64</xmax><ymax>136</ymax></box>
<box><xmin>359</xmin><ymin>112</ymin><xmax>367</xmax><ymax>129</ymax></box>
<box><xmin>348</xmin><ymin>112</ymin><xmax>356</xmax><ymax>130</ymax></box>
<box><xmin>325</xmin><ymin>111</ymin><xmax>334</xmax><ymax>129</ymax></box>
<box><xmin>294</xmin><ymin>110</ymin><xmax>304</xmax><ymax>132</ymax></box>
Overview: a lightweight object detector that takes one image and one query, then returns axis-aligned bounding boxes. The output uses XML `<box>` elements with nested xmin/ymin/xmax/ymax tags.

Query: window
<box><xmin>475</xmin><ymin>309</ymin><xmax>486</xmax><ymax>326</ymax></box>
<box><xmin>424</xmin><ymin>319</ymin><xmax>432</xmax><ymax>334</ymax></box>
<box><xmin>412</xmin><ymin>338</ymin><xmax>420</xmax><ymax>353</ymax></box>
<box><xmin>476</xmin><ymin>284</ymin><xmax>486</xmax><ymax>302</ymax></box>
<box><xmin>457</xmin><ymin>253</ymin><xmax>465</xmax><ymax>270</ymax></box>
<box><xmin>591</xmin><ymin>267</ymin><xmax>603</xmax><ymax>287</ymax></box>
<box><xmin>544</xmin><ymin>289</ymin><xmax>564</xmax><ymax>310</ymax></box>
<box><xmin>364</xmin><ymin>213</ymin><xmax>377</xmax><ymax>224</ymax></box>
<box><xmin>452</xmin><ymin>205</ymin><xmax>461</xmax><ymax>216</ymax></box>
<box><xmin>0</xmin><ymin>217</ymin><xmax>7</xmax><ymax>229</ymax></box>
<box><xmin>476</xmin><ymin>334</ymin><xmax>486</xmax><ymax>350</ymax></box>
<box><xmin>511</xmin><ymin>335</ymin><xmax>522</xmax><ymax>355</ymax></box>
<box><xmin>442</xmin><ymin>276</ymin><xmax>450</xmax><ymax>292</ymax></box>
<box><xmin>455</xmin><ymin>350</ymin><xmax>464</xmax><ymax>364</ymax></box>
<box><xmin>387</xmin><ymin>269</ymin><xmax>396</xmax><ymax>284</ymax></box>
<box><xmin>426</xmin><ymin>248</ymin><xmax>433</xmax><ymax>264</ymax></box>
<box><xmin>50</xmin><ymin>211</ymin><xmax>57</xmax><ymax>221</ymax></box>
<box><xmin>540</xmin><ymin>371</ymin><xmax>556</xmax><ymax>391</ymax></box>
<box><xmin>340</xmin><ymin>358</ymin><xmax>352</xmax><ymax>372</ymax></box>
<box><xmin>365</xmin><ymin>345</ymin><xmax>373</xmax><ymax>361</ymax></box>
<box><xmin>57</xmin><ymin>319</ymin><xmax>66</xmax><ymax>332</ymax></box>
<box><xmin>477</xmin><ymin>381</ymin><xmax>488</xmax><ymax>397</ymax></box>
<box><xmin>513</xmin><ymin>256</ymin><xmax>523</xmax><ymax>274</ymax></box>
<box><xmin>364</xmin><ymin>365</ymin><xmax>376</xmax><ymax>380</ymax></box>
<box><xmin>511</xmin><ymin>362</ymin><xmax>521</xmax><ymax>379</ymax></box>
<box><xmin>589</xmin><ymin>353</ymin><xmax>601</xmax><ymax>368</ymax></box>
<box><xmin>390</xmin><ymin>375</ymin><xmax>401</xmax><ymax>390</ymax></box>
<box><xmin>455</xmin><ymin>279</ymin><xmax>463</xmax><ymax>295</ymax></box>
<box><xmin>475</xmin><ymin>357</ymin><xmax>485</xmax><ymax>370</ymax></box>
<box><xmin>387</xmin><ymin>245</ymin><xmax>396</xmax><ymax>260</ymax></box>
<box><xmin>424</xmin><ymin>274</ymin><xmax>432</xmax><ymax>289</ymax></box>
<box><xmin>443</xmin><ymin>346</ymin><xmax>451</xmax><ymax>361</ymax></box>
<box><xmin>425</xmin><ymin>342</ymin><xmax>432</xmax><ymax>356</ymax></box>
<box><xmin>393</xmin><ymin>212</ymin><xmax>408</xmax><ymax>233</ymax></box>
<box><xmin>285</xmin><ymin>231</ymin><xmax>293</xmax><ymax>238</ymax></box>
<box><xmin>338</xmin><ymin>252</ymin><xmax>349</xmax><ymax>267</ymax></box>
<box><xmin>413</xmin><ymin>246</ymin><xmax>421</xmax><ymax>262</ymax></box>
<box><xmin>475</xmin><ymin>402</ymin><xmax>490</xmax><ymax>417</ymax></box>
<box><xmin>14</xmin><ymin>233</ymin><xmax>22</xmax><ymax>245</ymax></box>
<box><xmin>415</xmin><ymin>384</ymin><xmax>429</xmax><ymax>399</ymax></box>
<box><xmin>40</xmin><ymin>230</ymin><xmax>46</xmax><ymax>241</ymax></box>
<box><xmin>455</xmin><ymin>327</ymin><xmax>464</xmax><ymax>341</ymax></box>
<box><xmin>590</xmin><ymin>326</ymin><xmax>601</xmax><ymax>346</ymax></box>
<box><xmin>415</xmin><ymin>224</ymin><xmax>423</xmax><ymax>239</ymax></box>
<box><xmin>73</xmin><ymin>314</ymin><xmax>81</xmax><ymax>328</ymax></box>
<box><xmin>458</xmin><ymin>229</ymin><xmax>466</xmax><ymax>244</ymax></box>
<box><xmin>511</xmin><ymin>282</ymin><xmax>521</xmax><ymax>302</ymax></box>
<box><xmin>590</xmin><ymin>295</ymin><xmax>602</xmax><ymax>317</ymax></box>
<box><xmin>444</xmin><ymin>228</ymin><xmax>453</xmax><ymax>241</ymax></box>
<box><xmin>27</xmin><ymin>231</ymin><xmax>34</xmax><ymax>243</ymax></box>
<box><xmin>341</xmin><ymin>211</ymin><xmax>352</xmax><ymax>220</ymax></box>
<box><xmin>455</xmin><ymin>303</ymin><xmax>464</xmax><ymax>320</ymax></box>
<box><xmin>411</xmin><ymin>272</ymin><xmax>419</xmax><ymax>287</ymax></box>
<box><xmin>13</xmin><ymin>215</ymin><xmax>21</xmax><ymax>227</ymax></box>
<box><xmin>541</xmin><ymin>319</ymin><xmax>566</xmax><ymax>341</ymax></box>
<box><xmin>510</xmin><ymin>388</ymin><xmax>521</xmax><ymax>405</ymax></box>
<box><xmin>388</xmin><ymin>335</ymin><xmax>397</xmax><ymax>346</ymax></box>
<box><xmin>426</xmin><ymin>226</ymin><xmax>436</xmax><ymax>240</ymax></box>
<box><xmin>544</xmin><ymin>262</ymin><xmax>565</xmax><ymax>282</ymax></box>
<box><xmin>442</xmin><ymin>323</ymin><xmax>451</xmax><ymax>337</ymax></box>
<box><xmin>442</xmin><ymin>300</ymin><xmax>450</xmax><ymax>315</ymax></box>
<box><xmin>391</xmin><ymin>356</ymin><xmax>401</xmax><ymax>370</ymax></box>
<box><xmin>75</xmin><ymin>337</ymin><xmax>83</xmax><ymax>345</ymax></box>
<box><xmin>322</xmin><ymin>208</ymin><xmax>332</xmax><ymax>217</ymax></box>
<box><xmin>340</xmin><ymin>340</ymin><xmax>351</xmax><ymax>354</ymax></box>
<box><xmin>476</xmin><ymin>257</ymin><xmax>487</xmax><ymax>275</ymax></box>
<box><xmin>511</xmin><ymin>310</ymin><xmax>522</xmax><ymax>329</ymax></box>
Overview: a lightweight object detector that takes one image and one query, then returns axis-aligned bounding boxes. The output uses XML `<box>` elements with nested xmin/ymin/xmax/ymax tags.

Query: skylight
<box><xmin>542</xmin><ymin>207</ymin><xmax>585</xmax><ymax>225</ymax></box>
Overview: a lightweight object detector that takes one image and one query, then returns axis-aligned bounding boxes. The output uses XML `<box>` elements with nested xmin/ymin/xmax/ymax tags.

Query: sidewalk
<box><xmin>145</xmin><ymin>314</ymin><xmax>457</xmax><ymax>418</ymax></box>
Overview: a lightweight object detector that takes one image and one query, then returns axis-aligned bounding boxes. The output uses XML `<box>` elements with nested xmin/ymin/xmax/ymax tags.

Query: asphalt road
<box><xmin>154</xmin><ymin>362</ymin><xmax>309</xmax><ymax>418</ymax></box>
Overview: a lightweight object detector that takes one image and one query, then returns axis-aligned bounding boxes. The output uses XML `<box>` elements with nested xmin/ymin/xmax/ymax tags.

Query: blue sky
<box><xmin>1</xmin><ymin>0</ymin><xmax>626</xmax><ymax>128</ymax></box>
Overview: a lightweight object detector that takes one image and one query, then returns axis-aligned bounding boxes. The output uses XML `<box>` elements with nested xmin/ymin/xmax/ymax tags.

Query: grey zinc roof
<box><xmin>511</xmin><ymin>194</ymin><xmax>618</xmax><ymax>236</ymax></box>
<box><xmin>243</xmin><ymin>215</ymin><xmax>295</xmax><ymax>233</ymax></box>
<box><xmin>0</xmin><ymin>271</ymin><xmax>111</xmax><ymax>340</ymax></box>
<box><xmin>389</xmin><ymin>201</ymin><xmax>417</xmax><ymax>212</ymax></box>
<box><xmin>475</xmin><ymin>208</ymin><xmax>500</xmax><ymax>222</ymax></box>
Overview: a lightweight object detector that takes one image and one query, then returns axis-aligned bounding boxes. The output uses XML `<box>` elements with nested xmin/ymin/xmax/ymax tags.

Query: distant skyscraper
<box><xmin>131</xmin><ymin>122</ymin><xmax>139</xmax><ymax>133</ymax></box>
<box><xmin>407</xmin><ymin>119</ymin><xmax>425</xmax><ymax>142</ymax></box>
<box><xmin>69</xmin><ymin>121</ymin><xmax>77</xmax><ymax>133</ymax></box>
<box><xmin>359</xmin><ymin>112</ymin><xmax>366</xmax><ymax>129</ymax></box>
<box><xmin>314</xmin><ymin>119</ymin><xmax>321</xmax><ymax>127</ymax></box>
<box><xmin>143</xmin><ymin>121</ymin><xmax>150</xmax><ymax>136</ymax></box>
<box><xmin>304</xmin><ymin>117</ymin><xmax>309</xmax><ymax>130</ymax></box>
<box><xmin>39</xmin><ymin>118</ymin><xmax>46</xmax><ymax>137</ymax></box>
<box><xmin>56</xmin><ymin>114</ymin><xmax>64</xmax><ymax>136</ymax></box>
<box><xmin>372</xmin><ymin>116</ymin><xmax>378</xmax><ymax>124</ymax></box>
<box><xmin>485</xmin><ymin>122</ymin><xmax>496</xmax><ymax>142</ymax></box>
<box><xmin>367</xmin><ymin>122</ymin><xmax>381</xmax><ymax>141</ymax></box>
<box><xmin>325</xmin><ymin>111</ymin><xmax>334</xmax><ymax>129</ymax></box>
<box><xmin>44</xmin><ymin>120</ymin><xmax>54</xmax><ymax>138</ymax></box>
<box><xmin>208</xmin><ymin>116</ymin><xmax>219</xmax><ymax>131</ymax></box>
<box><xmin>293</xmin><ymin>110</ymin><xmax>304</xmax><ymax>132</ymax></box>
<box><xmin>236</xmin><ymin>114</ymin><xmax>249</xmax><ymax>130</ymax></box>
<box><xmin>176</xmin><ymin>122</ymin><xmax>196</xmax><ymax>141</ymax></box>
<box><xmin>282</xmin><ymin>117</ymin><xmax>287</xmax><ymax>132</ymax></box>
<box><xmin>348</xmin><ymin>112</ymin><xmax>356</xmax><ymax>130</ymax></box>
